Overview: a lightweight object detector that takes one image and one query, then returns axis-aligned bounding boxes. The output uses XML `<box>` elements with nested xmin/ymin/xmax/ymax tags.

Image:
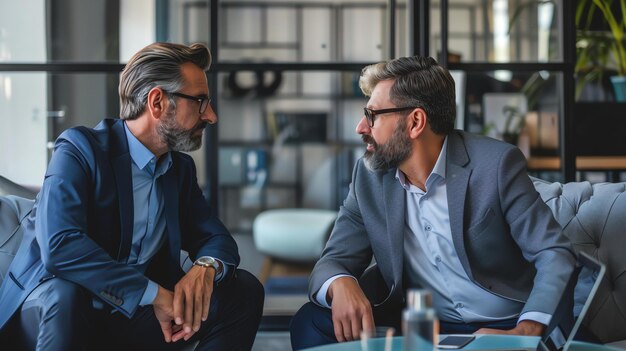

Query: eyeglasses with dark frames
<box><xmin>363</xmin><ymin>106</ymin><xmax>418</xmax><ymax>127</ymax></box>
<box><xmin>168</xmin><ymin>91</ymin><xmax>211</xmax><ymax>114</ymax></box>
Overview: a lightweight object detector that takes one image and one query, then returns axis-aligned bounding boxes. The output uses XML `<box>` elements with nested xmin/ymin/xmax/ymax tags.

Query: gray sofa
<box><xmin>533</xmin><ymin>178</ymin><xmax>626</xmax><ymax>344</ymax></box>
<box><xmin>0</xmin><ymin>176</ymin><xmax>36</xmax><ymax>288</ymax></box>
<box><xmin>1</xmin><ymin>176</ymin><xmax>625</xmax><ymax>344</ymax></box>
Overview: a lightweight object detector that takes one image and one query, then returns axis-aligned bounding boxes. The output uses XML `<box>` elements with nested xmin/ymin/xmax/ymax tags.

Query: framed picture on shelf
<box><xmin>266</xmin><ymin>111</ymin><xmax>328</xmax><ymax>143</ymax></box>
<box><xmin>483</xmin><ymin>93</ymin><xmax>528</xmax><ymax>139</ymax></box>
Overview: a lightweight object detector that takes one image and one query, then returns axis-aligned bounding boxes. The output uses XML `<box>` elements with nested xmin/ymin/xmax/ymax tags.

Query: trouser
<box><xmin>289</xmin><ymin>302</ymin><xmax>517</xmax><ymax>351</ymax></box>
<box><xmin>6</xmin><ymin>269</ymin><xmax>264</xmax><ymax>351</ymax></box>
<box><xmin>290</xmin><ymin>302</ymin><xmax>403</xmax><ymax>350</ymax></box>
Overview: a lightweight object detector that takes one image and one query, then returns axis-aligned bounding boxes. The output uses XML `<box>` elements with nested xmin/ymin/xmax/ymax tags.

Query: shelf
<box><xmin>221</xmin><ymin>183</ymin><xmax>296</xmax><ymax>189</ymax></box>
<box><xmin>219</xmin><ymin>140</ymin><xmax>363</xmax><ymax>147</ymax></box>
<box><xmin>528</xmin><ymin>156</ymin><xmax>626</xmax><ymax>171</ymax></box>
<box><xmin>218</xmin><ymin>94</ymin><xmax>366</xmax><ymax>100</ymax></box>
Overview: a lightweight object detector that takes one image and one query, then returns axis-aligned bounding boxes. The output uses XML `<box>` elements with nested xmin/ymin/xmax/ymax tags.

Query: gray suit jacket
<box><xmin>310</xmin><ymin>130</ymin><xmax>576</xmax><ymax>318</ymax></box>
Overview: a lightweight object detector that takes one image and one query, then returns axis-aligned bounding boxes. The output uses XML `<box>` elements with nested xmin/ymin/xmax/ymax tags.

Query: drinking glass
<box><xmin>359</xmin><ymin>326</ymin><xmax>395</xmax><ymax>351</ymax></box>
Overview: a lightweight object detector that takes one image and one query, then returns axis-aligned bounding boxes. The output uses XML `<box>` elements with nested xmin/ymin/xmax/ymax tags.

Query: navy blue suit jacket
<box><xmin>0</xmin><ymin>119</ymin><xmax>239</xmax><ymax>330</ymax></box>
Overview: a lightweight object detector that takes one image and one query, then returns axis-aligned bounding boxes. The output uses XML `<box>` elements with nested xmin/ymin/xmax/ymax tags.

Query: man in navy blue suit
<box><xmin>0</xmin><ymin>42</ymin><xmax>263</xmax><ymax>350</ymax></box>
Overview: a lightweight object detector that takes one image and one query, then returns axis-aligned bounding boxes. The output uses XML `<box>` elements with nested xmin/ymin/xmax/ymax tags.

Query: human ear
<box><xmin>408</xmin><ymin>108</ymin><xmax>427</xmax><ymax>139</ymax></box>
<box><xmin>147</xmin><ymin>87</ymin><xmax>166</xmax><ymax>119</ymax></box>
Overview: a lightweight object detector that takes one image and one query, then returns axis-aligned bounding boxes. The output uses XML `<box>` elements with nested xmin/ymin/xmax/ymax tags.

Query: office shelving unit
<box><xmin>0</xmin><ymin>0</ymin><xmax>590</xmax><ymax>230</ymax></box>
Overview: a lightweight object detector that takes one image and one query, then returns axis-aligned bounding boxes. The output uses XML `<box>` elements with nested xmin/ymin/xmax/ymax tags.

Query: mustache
<box><xmin>362</xmin><ymin>135</ymin><xmax>375</xmax><ymax>145</ymax></box>
<box><xmin>193</xmin><ymin>121</ymin><xmax>208</xmax><ymax>132</ymax></box>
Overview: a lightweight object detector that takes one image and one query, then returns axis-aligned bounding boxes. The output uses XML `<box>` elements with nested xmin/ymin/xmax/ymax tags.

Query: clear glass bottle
<box><xmin>402</xmin><ymin>289</ymin><xmax>439</xmax><ymax>351</ymax></box>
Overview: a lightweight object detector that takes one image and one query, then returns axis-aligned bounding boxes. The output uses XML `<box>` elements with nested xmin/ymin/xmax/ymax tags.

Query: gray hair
<box><xmin>359</xmin><ymin>56</ymin><xmax>456</xmax><ymax>135</ymax></box>
<box><xmin>119</xmin><ymin>42</ymin><xmax>211</xmax><ymax>120</ymax></box>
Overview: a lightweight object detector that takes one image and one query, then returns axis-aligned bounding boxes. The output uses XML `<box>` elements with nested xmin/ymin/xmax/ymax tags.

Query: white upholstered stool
<box><xmin>252</xmin><ymin>208</ymin><xmax>337</xmax><ymax>282</ymax></box>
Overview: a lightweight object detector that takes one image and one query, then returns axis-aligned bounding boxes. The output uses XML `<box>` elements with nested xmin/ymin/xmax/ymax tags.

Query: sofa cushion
<box><xmin>253</xmin><ymin>209</ymin><xmax>337</xmax><ymax>262</ymax></box>
<box><xmin>533</xmin><ymin>178</ymin><xmax>626</xmax><ymax>343</ymax></box>
<box><xmin>0</xmin><ymin>196</ymin><xmax>35</xmax><ymax>287</ymax></box>
<box><xmin>0</xmin><ymin>175</ymin><xmax>37</xmax><ymax>199</ymax></box>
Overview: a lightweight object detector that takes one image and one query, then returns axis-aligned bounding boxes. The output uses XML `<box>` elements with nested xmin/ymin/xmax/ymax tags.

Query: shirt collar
<box><xmin>395</xmin><ymin>136</ymin><xmax>449</xmax><ymax>189</ymax></box>
<box><xmin>124</xmin><ymin>121</ymin><xmax>158</xmax><ymax>171</ymax></box>
<box><xmin>432</xmin><ymin>136</ymin><xmax>448</xmax><ymax>179</ymax></box>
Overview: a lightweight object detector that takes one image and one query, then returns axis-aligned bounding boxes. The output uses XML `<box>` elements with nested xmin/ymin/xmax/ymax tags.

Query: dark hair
<box><xmin>359</xmin><ymin>56</ymin><xmax>456</xmax><ymax>134</ymax></box>
<box><xmin>119</xmin><ymin>42</ymin><xmax>211</xmax><ymax>120</ymax></box>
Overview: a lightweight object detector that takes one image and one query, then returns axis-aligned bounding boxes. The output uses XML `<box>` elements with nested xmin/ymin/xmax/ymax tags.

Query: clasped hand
<box><xmin>153</xmin><ymin>265</ymin><xmax>216</xmax><ymax>343</ymax></box>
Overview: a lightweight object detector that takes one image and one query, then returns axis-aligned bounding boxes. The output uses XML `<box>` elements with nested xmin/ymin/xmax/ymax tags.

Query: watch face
<box><xmin>198</xmin><ymin>257</ymin><xmax>215</xmax><ymax>265</ymax></box>
<box><xmin>195</xmin><ymin>257</ymin><xmax>218</xmax><ymax>269</ymax></box>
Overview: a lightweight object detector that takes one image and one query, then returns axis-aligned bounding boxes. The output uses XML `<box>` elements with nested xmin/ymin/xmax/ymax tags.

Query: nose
<box><xmin>202</xmin><ymin>104</ymin><xmax>218</xmax><ymax>124</ymax></box>
<box><xmin>356</xmin><ymin>115</ymin><xmax>370</xmax><ymax>135</ymax></box>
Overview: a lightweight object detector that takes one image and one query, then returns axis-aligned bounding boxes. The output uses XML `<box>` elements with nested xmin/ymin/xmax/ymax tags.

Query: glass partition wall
<box><xmin>209</xmin><ymin>0</ymin><xmax>413</xmax><ymax>232</ymax></box>
<box><xmin>0</xmin><ymin>0</ymin><xmax>579</xmax><ymax>234</ymax></box>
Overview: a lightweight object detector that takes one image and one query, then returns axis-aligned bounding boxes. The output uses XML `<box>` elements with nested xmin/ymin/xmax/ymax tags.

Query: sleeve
<box><xmin>308</xmin><ymin>159</ymin><xmax>374</xmax><ymax>305</ymax></box>
<box><xmin>179</xmin><ymin>157</ymin><xmax>240</xmax><ymax>282</ymax></box>
<box><xmin>36</xmin><ymin>138</ymin><xmax>150</xmax><ymax>318</ymax></box>
<box><xmin>497</xmin><ymin>146</ymin><xmax>576</xmax><ymax>318</ymax></box>
<box><xmin>315</xmin><ymin>274</ymin><xmax>356</xmax><ymax>307</ymax></box>
<box><xmin>140</xmin><ymin>280</ymin><xmax>159</xmax><ymax>305</ymax></box>
<box><xmin>518</xmin><ymin>311</ymin><xmax>551</xmax><ymax>326</ymax></box>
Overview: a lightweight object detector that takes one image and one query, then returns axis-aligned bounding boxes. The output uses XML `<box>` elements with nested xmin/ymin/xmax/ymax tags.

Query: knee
<box><xmin>231</xmin><ymin>269</ymin><xmax>265</xmax><ymax>312</ymax></box>
<box><xmin>214</xmin><ymin>269</ymin><xmax>265</xmax><ymax>318</ymax></box>
<box><xmin>291</xmin><ymin>302</ymin><xmax>320</xmax><ymax>336</ymax></box>
<box><xmin>290</xmin><ymin>302</ymin><xmax>335</xmax><ymax>346</ymax></box>
<box><xmin>20</xmin><ymin>279</ymin><xmax>88</xmax><ymax>334</ymax></box>
<box><xmin>31</xmin><ymin>279</ymin><xmax>89</xmax><ymax>314</ymax></box>
<box><xmin>19</xmin><ymin>279</ymin><xmax>92</xmax><ymax>350</ymax></box>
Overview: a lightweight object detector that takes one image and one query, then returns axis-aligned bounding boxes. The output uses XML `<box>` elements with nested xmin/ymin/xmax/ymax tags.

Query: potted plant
<box><xmin>483</xmin><ymin>105</ymin><xmax>526</xmax><ymax>145</ymax></box>
<box><xmin>576</xmin><ymin>0</ymin><xmax>626</xmax><ymax>101</ymax></box>
<box><xmin>511</xmin><ymin>0</ymin><xmax>626</xmax><ymax>101</ymax></box>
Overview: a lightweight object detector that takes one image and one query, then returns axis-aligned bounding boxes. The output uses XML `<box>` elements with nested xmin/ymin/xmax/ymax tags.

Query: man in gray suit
<box><xmin>290</xmin><ymin>56</ymin><xmax>576</xmax><ymax>350</ymax></box>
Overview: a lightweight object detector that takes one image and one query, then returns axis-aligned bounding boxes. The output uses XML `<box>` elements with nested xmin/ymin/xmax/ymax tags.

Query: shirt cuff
<box><xmin>315</xmin><ymin>274</ymin><xmax>356</xmax><ymax>308</ymax></box>
<box><xmin>215</xmin><ymin>259</ymin><xmax>228</xmax><ymax>282</ymax></box>
<box><xmin>140</xmin><ymin>280</ymin><xmax>159</xmax><ymax>306</ymax></box>
<box><xmin>518</xmin><ymin>311</ymin><xmax>551</xmax><ymax>326</ymax></box>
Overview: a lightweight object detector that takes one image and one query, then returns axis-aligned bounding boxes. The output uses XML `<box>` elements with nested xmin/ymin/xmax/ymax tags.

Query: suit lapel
<box><xmin>446</xmin><ymin>132</ymin><xmax>473</xmax><ymax>276</ymax></box>
<box><xmin>110</xmin><ymin>121</ymin><xmax>134</xmax><ymax>262</ymax></box>
<box><xmin>382</xmin><ymin>170</ymin><xmax>405</xmax><ymax>289</ymax></box>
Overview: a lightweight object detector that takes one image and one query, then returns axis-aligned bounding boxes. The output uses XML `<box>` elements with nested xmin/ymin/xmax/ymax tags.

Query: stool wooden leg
<box><xmin>259</xmin><ymin>256</ymin><xmax>273</xmax><ymax>283</ymax></box>
<box><xmin>268</xmin><ymin>260</ymin><xmax>314</xmax><ymax>277</ymax></box>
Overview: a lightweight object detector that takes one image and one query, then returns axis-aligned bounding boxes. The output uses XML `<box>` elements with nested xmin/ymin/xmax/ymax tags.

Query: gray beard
<box><xmin>157</xmin><ymin>111</ymin><xmax>205</xmax><ymax>152</ymax></box>
<box><xmin>363</xmin><ymin>122</ymin><xmax>412</xmax><ymax>172</ymax></box>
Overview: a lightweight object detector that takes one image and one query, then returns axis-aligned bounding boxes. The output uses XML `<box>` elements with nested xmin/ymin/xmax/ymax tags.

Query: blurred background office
<box><xmin>1</xmin><ymin>2</ymin><xmax>625</xmax><ymax>343</ymax></box>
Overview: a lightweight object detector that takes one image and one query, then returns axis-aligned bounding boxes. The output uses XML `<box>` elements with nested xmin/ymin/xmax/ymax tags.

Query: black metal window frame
<box><xmin>0</xmin><ymin>0</ymin><xmax>576</xmax><ymax>214</ymax></box>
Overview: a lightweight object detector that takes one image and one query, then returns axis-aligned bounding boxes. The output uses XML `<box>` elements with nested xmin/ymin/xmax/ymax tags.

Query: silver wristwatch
<box><xmin>193</xmin><ymin>256</ymin><xmax>220</xmax><ymax>272</ymax></box>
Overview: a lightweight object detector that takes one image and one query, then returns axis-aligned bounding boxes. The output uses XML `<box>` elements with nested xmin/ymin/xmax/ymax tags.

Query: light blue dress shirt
<box><xmin>124</xmin><ymin>123</ymin><xmax>172</xmax><ymax>305</ymax></box>
<box><xmin>123</xmin><ymin>123</ymin><xmax>224</xmax><ymax>306</ymax></box>
<box><xmin>317</xmin><ymin>137</ymin><xmax>550</xmax><ymax>327</ymax></box>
